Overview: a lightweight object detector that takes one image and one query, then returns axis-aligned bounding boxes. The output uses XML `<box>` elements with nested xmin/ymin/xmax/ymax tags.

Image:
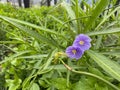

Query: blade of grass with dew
<box><xmin>87</xmin><ymin>50</ymin><xmax>120</xmax><ymax>82</ymax></box>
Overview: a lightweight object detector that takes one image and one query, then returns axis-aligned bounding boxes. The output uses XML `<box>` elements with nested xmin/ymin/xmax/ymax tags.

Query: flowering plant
<box><xmin>66</xmin><ymin>34</ymin><xmax>91</xmax><ymax>59</ymax></box>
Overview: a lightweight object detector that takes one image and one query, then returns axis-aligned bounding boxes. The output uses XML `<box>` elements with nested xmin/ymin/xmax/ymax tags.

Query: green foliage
<box><xmin>87</xmin><ymin>50</ymin><xmax>120</xmax><ymax>82</ymax></box>
<box><xmin>0</xmin><ymin>0</ymin><xmax>120</xmax><ymax>90</ymax></box>
<box><xmin>30</xmin><ymin>83</ymin><xmax>40</xmax><ymax>90</ymax></box>
<box><xmin>73</xmin><ymin>77</ymin><xmax>111</xmax><ymax>90</ymax></box>
<box><xmin>6</xmin><ymin>78</ymin><xmax>22</xmax><ymax>90</ymax></box>
<box><xmin>51</xmin><ymin>78</ymin><xmax>71</xmax><ymax>90</ymax></box>
<box><xmin>0</xmin><ymin>73</ymin><xmax>6</xmax><ymax>90</ymax></box>
<box><xmin>85</xmin><ymin>0</ymin><xmax>109</xmax><ymax>31</ymax></box>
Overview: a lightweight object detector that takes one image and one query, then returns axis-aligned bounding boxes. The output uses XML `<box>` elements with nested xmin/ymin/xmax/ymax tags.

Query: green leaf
<box><xmin>30</xmin><ymin>83</ymin><xmax>40</xmax><ymax>90</ymax></box>
<box><xmin>6</xmin><ymin>78</ymin><xmax>21</xmax><ymax>90</ymax></box>
<box><xmin>73</xmin><ymin>78</ymin><xmax>94</xmax><ymax>90</ymax></box>
<box><xmin>100</xmin><ymin>51</ymin><xmax>120</xmax><ymax>57</ymax></box>
<box><xmin>61</xmin><ymin>1</ymin><xmax>76</xmax><ymax>21</ymax></box>
<box><xmin>95</xmin><ymin>6</ymin><xmax>120</xmax><ymax>30</ymax></box>
<box><xmin>51</xmin><ymin>78</ymin><xmax>71</xmax><ymax>90</ymax></box>
<box><xmin>0</xmin><ymin>41</ymin><xmax>23</xmax><ymax>44</ymax></box>
<box><xmin>48</xmin><ymin>15</ymin><xmax>66</xmax><ymax>26</ymax></box>
<box><xmin>0</xmin><ymin>15</ymin><xmax>61</xmax><ymax>48</ymax></box>
<box><xmin>61</xmin><ymin>1</ymin><xmax>77</xmax><ymax>32</ymax></box>
<box><xmin>87</xmin><ymin>28</ymin><xmax>120</xmax><ymax>36</ymax></box>
<box><xmin>0</xmin><ymin>50</ymin><xmax>31</xmax><ymax>64</ymax></box>
<box><xmin>85</xmin><ymin>0</ymin><xmax>109</xmax><ymax>31</ymax></box>
<box><xmin>89</xmin><ymin>67</ymin><xmax>105</xmax><ymax>78</ymax></box>
<box><xmin>17</xmin><ymin>54</ymin><xmax>48</xmax><ymax>59</ymax></box>
<box><xmin>0</xmin><ymin>15</ymin><xmax>65</xmax><ymax>39</ymax></box>
<box><xmin>87</xmin><ymin>50</ymin><xmax>120</xmax><ymax>82</ymax></box>
<box><xmin>95</xmin><ymin>83</ymin><xmax>109</xmax><ymax>90</ymax></box>
<box><xmin>43</xmin><ymin>49</ymin><xmax>57</xmax><ymax>70</ymax></box>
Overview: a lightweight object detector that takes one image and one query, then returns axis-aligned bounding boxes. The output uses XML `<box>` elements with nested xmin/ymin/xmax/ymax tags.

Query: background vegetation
<box><xmin>0</xmin><ymin>0</ymin><xmax>120</xmax><ymax>90</ymax></box>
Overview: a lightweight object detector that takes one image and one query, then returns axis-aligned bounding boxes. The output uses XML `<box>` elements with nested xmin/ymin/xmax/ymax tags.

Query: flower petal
<box><xmin>73</xmin><ymin>34</ymin><xmax>91</xmax><ymax>51</ymax></box>
<box><xmin>65</xmin><ymin>46</ymin><xmax>84</xmax><ymax>60</ymax></box>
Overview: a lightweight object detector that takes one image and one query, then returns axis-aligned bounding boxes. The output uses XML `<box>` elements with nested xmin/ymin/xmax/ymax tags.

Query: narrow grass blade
<box><xmin>87</xmin><ymin>28</ymin><xmax>120</xmax><ymax>36</ymax></box>
<box><xmin>17</xmin><ymin>54</ymin><xmax>48</xmax><ymax>59</ymax></box>
<box><xmin>85</xmin><ymin>0</ymin><xmax>109</xmax><ymax>31</ymax></box>
<box><xmin>0</xmin><ymin>16</ymin><xmax>61</xmax><ymax>48</ymax></box>
<box><xmin>48</xmin><ymin>15</ymin><xmax>66</xmax><ymax>26</ymax></box>
<box><xmin>0</xmin><ymin>50</ymin><xmax>31</xmax><ymax>64</ymax></box>
<box><xmin>0</xmin><ymin>41</ymin><xmax>23</xmax><ymax>44</ymax></box>
<box><xmin>61</xmin><ymin>1</ymin><xmax>76</xmax><ymax>21</ymax></box>
<box><xmin>0</xmin><ymin>15</ymin><xmax>66</xmax><ymax>39</ymax></box>
<box><xmin>61</xmin><ymin>1</ymin><xmax>77</xmax><ymax>32</ymax></box>
<box><xmin>95</xmin><ymin>6</ymin><xmax>120</xmax><ymax>30</ymax></box>
<box><xmin>100</xmin><ymin>51</ymin><xmax>120</xmax><ymax>57</ymax></box>
<box><xmin>43</xmin><ymin>49</ymin><xmax>57</xmax><ymax>70</ymax></box>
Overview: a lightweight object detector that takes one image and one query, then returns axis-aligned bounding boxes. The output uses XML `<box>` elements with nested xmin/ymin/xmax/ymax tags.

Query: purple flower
<box><xmin>73</xmin><ymin>34</ymin><xmax>91</xmax><ymax>51</ymax></box>
<box><xmin>65</xmin><ymin>46</ymin><xmax>84</xmax><ymax>59</ymax></box>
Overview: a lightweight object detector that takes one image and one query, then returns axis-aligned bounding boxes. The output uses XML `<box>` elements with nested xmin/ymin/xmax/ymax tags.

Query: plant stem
<box><xmin>60</xmin><ymin>59</ymin><xmax>120</xmax><ymax>90</ymax></box>
<box><xmin>75</xmin><ymin>0</ymin><xmax>80</xmax><ymax>34</ymax></box>
<box><xmin>72</xmin><ymin>70</ymin><xmax>120</xmax><ymax>90</ymax></box>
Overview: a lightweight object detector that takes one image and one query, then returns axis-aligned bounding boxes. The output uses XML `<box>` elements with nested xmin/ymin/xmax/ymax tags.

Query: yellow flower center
<box><xmin>79</xmin><ymin>41</ymin><xmax>84</xmax><ymax>45</ymax></box>
<box><xmin>72</xmin><ymin>50</ymin><xmax>76</xmax><ymax>54</ymax></box>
